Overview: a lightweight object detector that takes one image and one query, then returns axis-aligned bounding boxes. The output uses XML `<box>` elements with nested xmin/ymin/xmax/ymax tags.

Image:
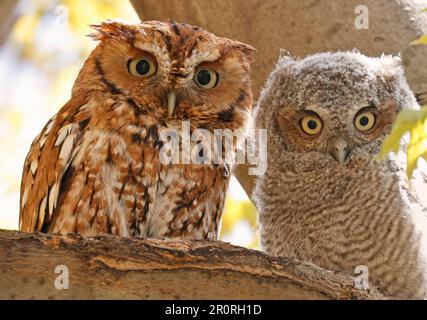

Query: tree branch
<box><xmin>0</xmin><ymin>229</ymin><xmax>386</xmax><ymax>299</ymax></box>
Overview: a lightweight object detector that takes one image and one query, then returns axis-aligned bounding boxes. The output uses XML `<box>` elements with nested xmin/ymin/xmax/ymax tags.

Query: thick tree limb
<box><xmin>0</xmin><ymin>229</ymin><xmax>385</xmax><ymax>299</ymax></box>
<box><xmin>131</xmin><ymin>0</ymin><xmax>427</xmax><ymax>198</ymax></box>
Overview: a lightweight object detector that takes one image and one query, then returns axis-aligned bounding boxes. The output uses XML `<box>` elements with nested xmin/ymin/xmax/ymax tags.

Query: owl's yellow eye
<box><xmin>354</xmin><ymin>111</ymin><xmax>376</xmax><ymax>132</ymax></box>
<box><xmin>194</xmin><ymin>68</ymin><xmax>219</xmax><ymax>89</ymax></box>
<box><xmin>300</xmin><ymin>114</ymin><xmax>323</xmax><ymax>135</ymax></box>
<box><xmin>128</xmin><ymin>56</ymin><xmax>157</xmax><ymax>77</ymax></box>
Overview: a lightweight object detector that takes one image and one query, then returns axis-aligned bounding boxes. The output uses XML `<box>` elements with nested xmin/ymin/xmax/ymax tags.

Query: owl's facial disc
<box><xmin>86</xmin><ymin>21</ymin><xmax>254</xmax><ymax>125</ymax></box>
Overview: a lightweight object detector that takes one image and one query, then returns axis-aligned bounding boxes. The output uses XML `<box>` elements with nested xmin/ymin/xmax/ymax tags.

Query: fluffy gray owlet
<box><xmin>253</xmin><ymin>51</ymin><xmax>427</xmax><ymax>299</ymax></box>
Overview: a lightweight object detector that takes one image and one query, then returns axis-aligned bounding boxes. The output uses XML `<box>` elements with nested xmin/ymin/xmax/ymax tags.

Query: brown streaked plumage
<box><xmin>20</xmin><ymin>20</ymin><xmax>255</xmax><ymax>240</ymax></box>
<box><xmin>253</xmin><ymin>51</ymin><xmax>427</xmax><ymax>299</ymax></box>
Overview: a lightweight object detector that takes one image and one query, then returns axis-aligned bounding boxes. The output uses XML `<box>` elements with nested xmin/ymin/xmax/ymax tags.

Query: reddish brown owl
<box><xmin>19</xmin><ymin>20</ymin><xmax>255</xmax><ymax>239</ymax></box>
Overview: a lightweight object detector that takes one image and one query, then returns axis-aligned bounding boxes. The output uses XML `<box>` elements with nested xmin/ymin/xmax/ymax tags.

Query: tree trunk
<box><xmin>0</xmin><ymin>229</ymin><xmax>386</xmax><ymax>299</ymax></box>
<box><xmin>130</xmin><ymin>0</ymin><xmax>427</xmax><ymax>198</ymax></box>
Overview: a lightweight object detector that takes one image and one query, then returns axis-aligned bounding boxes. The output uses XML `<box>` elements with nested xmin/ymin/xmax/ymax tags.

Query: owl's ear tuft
<box><xmin>88</xmin><ymin>20</ymin><xmax>136</xmax><ymax>41</ymax></box>
<box><xmin>231</xmin><ymin>41</ymin><xmax>256</xmax><ymax>63</ymax></box>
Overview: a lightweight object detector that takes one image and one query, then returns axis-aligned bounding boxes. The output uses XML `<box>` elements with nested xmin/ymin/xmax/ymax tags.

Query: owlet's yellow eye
<box><xmin>354</xmin><ymin>111</ymin><xmax>376</xmax><ymax>132</ymax></box>
<box><xmin>300</xmin><ymin>114</ymin><xmax>323</xmax><ymax>135</ymax></box>
<box><xmin>194</xmin><ymin>68</ymin><xmax>219</xmax><ymax>89</ymax></box>
<box><xmin>128</xmin><ymin>56</ymin><xmax>157</xmax><ymax>77</ymax></box>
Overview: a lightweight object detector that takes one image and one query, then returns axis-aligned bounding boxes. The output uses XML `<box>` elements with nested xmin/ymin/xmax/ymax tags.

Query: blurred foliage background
<box><xmin>0</xmin><ymin>0</ymin><xmax>259</xmax><ymax>249</ymax></box>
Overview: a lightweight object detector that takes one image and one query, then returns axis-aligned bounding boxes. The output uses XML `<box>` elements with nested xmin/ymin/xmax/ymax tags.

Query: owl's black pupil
<box><xmin>360</xmin><ymin>116</ymin><xmax>369</xmax><ymax>126</ymax></box>
<box><xmin>136</xmin><ymin>60</ymin><xmax>150</xmax><ymax>75</ymax></box>
<box><xmin>198</xmin><ymin>70</ymin><xmax>212</xmax><ymax>85</ymax></box>
<box><xmin>307</xmin><ymin>120</ymin><xmax>317</xmax><ymax>130</ymax></box>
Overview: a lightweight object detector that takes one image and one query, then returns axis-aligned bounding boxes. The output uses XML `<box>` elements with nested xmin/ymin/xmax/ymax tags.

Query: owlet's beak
<box><xmin>167</xmin><ymin>91</ymin><xmax>177</xmax><ymax>115</ymax></box>
<box><xmin>330</xmin><ymin>137</ymin><xmax>350</xmax><ymax>164</ymax></box>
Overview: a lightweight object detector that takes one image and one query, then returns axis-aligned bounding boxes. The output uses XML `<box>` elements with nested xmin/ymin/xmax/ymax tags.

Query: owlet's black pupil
<box><xmin>198</xmin><ymin>70</ymin><xmax>211</xmax><ymax>85</ymax></box>
<box><xmin>359</xmin><ymin>116</ymin><xmax>369</xmax><ymax>126</ymax></box>
<box><xmin>307</xmin><ymin>120</ymin><xmax>317</xmax><ymax>130</ymax></box>
<box><xmin>136</xmin><ymin>60</ymin><xmax>150</xmax><ymax>75</ymax></box>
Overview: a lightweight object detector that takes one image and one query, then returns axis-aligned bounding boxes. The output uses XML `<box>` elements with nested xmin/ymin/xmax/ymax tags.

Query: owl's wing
<box><xmin>19</xmin><ymin>95</ymin><xmax>90</xmax><ymax>232</ymax></box>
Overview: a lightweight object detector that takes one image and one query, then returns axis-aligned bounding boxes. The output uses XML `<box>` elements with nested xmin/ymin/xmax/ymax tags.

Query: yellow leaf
<box><xmin>220</xmin><ymin>198</ymin><xmax>257</xmax><ymax>236</ymax></box>
<box><xmin>380</xmin><ymin>107</ymin><xmax>427</xmax><ymax>178</ymax></box>
<box><xmin>379</xmin><ymin>109</ymin><xmax>425</xmax><ymax>159</ymax></box>
<box><xmin>411</xmin><ymin>34</ymin><xmax>427</xmax><ymax>46</ymax></box>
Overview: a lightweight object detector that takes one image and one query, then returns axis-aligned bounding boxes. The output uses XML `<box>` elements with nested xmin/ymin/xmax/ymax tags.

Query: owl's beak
<box><xmin>330</xmin><ymin>137</ymin><xmax>350</xmax><ymax>164</ymax></box>
<box><xmin>167</xmin><ymin>91</ymin><xmax>177</xmax><ymax>115</ymax></box>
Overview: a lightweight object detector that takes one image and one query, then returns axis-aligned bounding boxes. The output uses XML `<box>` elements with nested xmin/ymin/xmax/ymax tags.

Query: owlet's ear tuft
<box><xmin>88</xmin><ymin>20</ymin><xmax>136</xmax><ymax>41</ymax></box>
<box><xmin>275</xmin><ymin>51</ymin><xmax>296</xmax><ymax>71</ymax></box>
<box><xmin>377</xmin><ymin>54</ymin><xmax>404</xmax><ymax>84</ymax></box>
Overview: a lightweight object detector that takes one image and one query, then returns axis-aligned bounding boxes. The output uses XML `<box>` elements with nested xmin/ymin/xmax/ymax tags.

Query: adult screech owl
<box><xmin>253</xmin><ymin>51</ymin><xmax>427</xmax><ymax>299</ymax></box>
<box><xmin>19</xmin><ymin>20</ymin><xmax>255</xmax><ymax>239</ymax></box>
